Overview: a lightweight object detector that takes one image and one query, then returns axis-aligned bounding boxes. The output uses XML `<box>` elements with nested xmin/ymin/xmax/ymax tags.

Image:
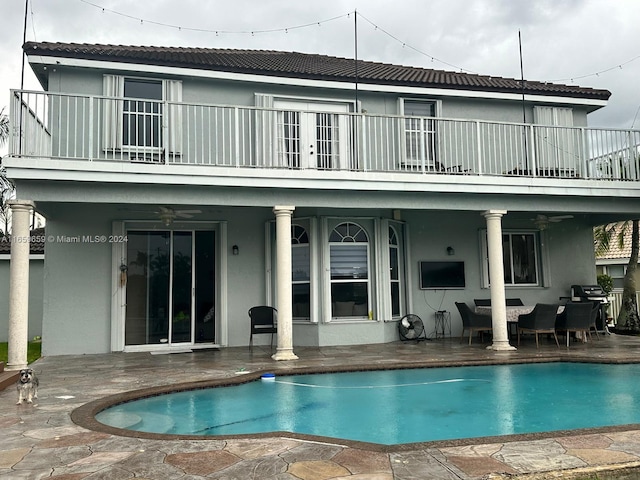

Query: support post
<box><xmin>482</xmin><ymin>209</ymin><xmax>516</xmax><ymax>351</ymax></box>
<box><xmin>271</xmin><ymin>205</ymin><xmax>298</xmax><ymax>361</ymax></box>
<box><xmin>7</xmin><ymin>201</ymin><xmax>34</xmax><ymax>370</ymax></box>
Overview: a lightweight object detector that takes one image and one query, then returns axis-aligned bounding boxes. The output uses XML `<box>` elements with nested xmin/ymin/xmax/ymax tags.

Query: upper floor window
<box><xmin>103</xmin><ymin>75</ymin><xmax>182</xmax><ymax>157</ymax></box>
<box><xmin>403</xmin><ymin>100</ymin><xmax>437</xmax><ymax>170</ymax></box>
<box><xmin>329</xmin><ymin>222</ymin><xmax>369</xmax><ymax>318</ymax></box>
<box><xmin>123</xmin><ymin>78</ymin><xmax>163</xmax><ymax>148</ymax></box>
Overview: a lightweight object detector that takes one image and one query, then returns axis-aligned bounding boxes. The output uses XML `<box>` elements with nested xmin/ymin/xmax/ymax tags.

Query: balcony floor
<box><xmin>5</xmin><ymin>335</ymin><xmax>640</xmax><ymax>479</ymax></box>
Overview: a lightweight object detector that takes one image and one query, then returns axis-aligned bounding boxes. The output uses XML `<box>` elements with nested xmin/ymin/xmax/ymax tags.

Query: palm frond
<box><xmin>0</xmin><ymin>107</ymin><xmax>8</xmax><ymax>148</ymax></box>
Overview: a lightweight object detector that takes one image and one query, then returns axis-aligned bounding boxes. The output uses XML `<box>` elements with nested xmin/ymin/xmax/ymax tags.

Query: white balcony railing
<box><xmin>9</xmin><ymin>89</ymin><xmax>640</xmax><ymax>181</ymax></box>
<box><xmin>607</xmin><ymin>289</ymin><xmax>640</xmax><ymax>322</ymax></box>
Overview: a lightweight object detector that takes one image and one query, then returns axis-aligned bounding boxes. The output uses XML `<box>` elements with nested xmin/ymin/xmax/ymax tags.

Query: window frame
<box><xmin>481</xmin><ymin>229</ymin><xmax>542</xmax><ymax>287</ymax></box>
<box><xmin>388</xmin><ymin>223</ymin><xmax>403</xmax><ymax>318</ymax></box>
<box><xmin>102</xmin><ymin>74</ymin><xmax>183</xmax><ymax>158</ymax></box>
<box><xmin>399</xmin><ymin>98</ymin><xmax>442</xmax><ymax>171</ymax></box>
<box><xmin>326</xmin><ymin>220</ymin><xmax>372</xmax><ymax>322</ymax></box>
<box><xmin>291</xmin><ymin>223</ymin><xmax>312</xmax><ymax>320</ymax></box>
<box><xmin>122</xmin><ymin>78</ymin><xmax>164</xmax><ymax>150</ymax></box>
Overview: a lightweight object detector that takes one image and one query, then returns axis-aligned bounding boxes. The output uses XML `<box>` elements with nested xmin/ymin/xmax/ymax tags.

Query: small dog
<box><xmin>16</xmin><ymin>368</ymin><xmax>39</xmax><ymax>405</ymax></box>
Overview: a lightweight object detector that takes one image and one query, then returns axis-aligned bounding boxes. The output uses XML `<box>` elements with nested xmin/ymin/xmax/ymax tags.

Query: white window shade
<box><xmin>103</xmin><ymin>74</ymin><xmax>124</xmax><ymax>150</ymax></box>
<box><xmin>533</xmin><ymin>106</ymin><xmax>577</xmax><ymax>172</ymax></box>
<box><xmin>164</xmin><ymin>80</ymin><xmax>183</xmax><ymax>155</ymax></box>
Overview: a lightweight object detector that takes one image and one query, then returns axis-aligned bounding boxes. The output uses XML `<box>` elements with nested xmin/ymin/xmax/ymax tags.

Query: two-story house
<box><xmin>4</xmin><ymin>41</ymin><xmax>640</xmax><ymax>365</ymax></box>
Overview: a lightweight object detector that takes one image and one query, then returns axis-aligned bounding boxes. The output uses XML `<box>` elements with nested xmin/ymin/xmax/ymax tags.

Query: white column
<box><xmin>7</xmin><ymin>201</ymin><xmax>34</xmax><ymax>370</ymax></box>
<box><xmin>272</xmin><ymin>205</ymin><xmax>298</xmax><ymax>361</ymax></box>
<box><xmin>482</xmin><ymin>209</ymin><xmax>516</xmax><ymax>351</ymax></box>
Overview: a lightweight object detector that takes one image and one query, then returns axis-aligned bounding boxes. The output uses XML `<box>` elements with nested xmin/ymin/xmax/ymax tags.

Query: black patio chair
<box><xmin>248</xmin><ymin>306</ymin><xmax>277</xmax><ymax>349</ymax></box>
<box><xmin>517</xmin><ymin>303</ymin><xmax>560</xmax><ymax>348</ymax></box>
<box><xmin>473</xmin><ymin>299</ymin><xmax>491</xmax><ymax>306</ymax></box>
<box><xmin>455</xmin><ymin>302</ymin><xmax>493</xmax><ymax>345</ymax></box>
<box><xmin>506</xmin><ymin>298</ymin><xmax>524</xmax><ymax>306</ymax></box>
<box><xmin>555</xmin><ymin>302</ymin><xmax>594</xmax><ymax>347</ymax></box>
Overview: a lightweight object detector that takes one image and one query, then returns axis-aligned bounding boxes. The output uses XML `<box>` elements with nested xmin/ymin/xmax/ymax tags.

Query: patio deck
<box><xmin>3</xmin><ymin>334</ymin><xmax>640</xmax><ymax>479</ymax></box>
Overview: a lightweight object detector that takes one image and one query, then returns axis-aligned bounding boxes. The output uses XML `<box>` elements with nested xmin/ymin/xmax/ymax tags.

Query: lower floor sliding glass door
<box><xmin>125</xmin><ymin>230</ymin><xmax>215</xmax><ymax>346</ymax></box>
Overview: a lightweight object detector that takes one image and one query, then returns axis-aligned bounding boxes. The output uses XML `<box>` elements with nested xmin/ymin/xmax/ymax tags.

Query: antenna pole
<box><xmin>519</xmin><ymin>30</ymin><xmax>529</xmax><ymax>170</ymax></box>
<box><xmin>353</xmin><ymin>10</ymin><xmax>359</xmax><ymax>168</ymax></box>
<box><xmin>354</xmin><ymin>9</ymin><xmax>359</xmax><ymax>106</ymax></box>
<box><xmin>18</xmin><ymin>0</ymin><xmax>29</xmax><ymax>156</ymax></box>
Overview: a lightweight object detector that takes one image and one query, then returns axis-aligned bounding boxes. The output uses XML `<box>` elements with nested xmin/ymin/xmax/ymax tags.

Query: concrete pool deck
<box><xmin>4</xmin><ymin>334</ymin><xmax>640</xmax><ymax>479</ymax></box>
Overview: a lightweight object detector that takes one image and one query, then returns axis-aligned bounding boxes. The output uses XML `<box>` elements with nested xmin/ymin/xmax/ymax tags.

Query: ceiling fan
<box><xmin>156</xmin><ymin>207</ymin><xmax>201</xmax><ymax>226</ymax></box>
<box><xmin>123</xmin><ymin>206</ymin><xmax>202</xmax><ymax>226</ymax></box>
<box><xmin>531</xmin><ymin>214</ymin><xmax>574</xmax><ymax>230</ymax></box>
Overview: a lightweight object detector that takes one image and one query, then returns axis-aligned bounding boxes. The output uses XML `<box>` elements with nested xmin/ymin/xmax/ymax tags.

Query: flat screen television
<box><xmin>419</xmin><ymin>261</ymin><xmax>465</xmax><ymax>289</ymax></box>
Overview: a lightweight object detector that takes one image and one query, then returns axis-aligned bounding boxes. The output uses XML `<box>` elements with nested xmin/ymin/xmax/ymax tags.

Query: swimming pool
<box><xmin>95</xmin><ymin>362</ymin><xmax>640</xmax><ymax>445</ymax></box>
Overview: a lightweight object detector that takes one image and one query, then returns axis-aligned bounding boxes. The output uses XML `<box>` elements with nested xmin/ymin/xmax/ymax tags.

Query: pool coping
<box><xmin>71</xmin><ymin>355</ymin><xmax>640</xmax><ymax>453</ymax></box>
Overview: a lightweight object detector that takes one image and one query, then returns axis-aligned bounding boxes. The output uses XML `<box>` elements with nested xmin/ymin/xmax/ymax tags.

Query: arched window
<box><xmin>291</xmin><ymin>224</ymin><xmax>310</xmax><ymax>318</ymax></box>
<box><xmin>329</xmin><ymin>222</ymin><xmax>369</xmax><ymax>318</ymax></box>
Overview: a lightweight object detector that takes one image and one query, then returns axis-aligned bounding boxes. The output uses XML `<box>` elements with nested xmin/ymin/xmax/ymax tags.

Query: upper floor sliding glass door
<box><xmin>124</xmin><ymin>230</ymin><xmax>215</xmax><ymax>347</ymax></box>
<box><xmin>273</xmin><ymin>99</ymin><xmax>352</xmax><ymax>170</ymax></box>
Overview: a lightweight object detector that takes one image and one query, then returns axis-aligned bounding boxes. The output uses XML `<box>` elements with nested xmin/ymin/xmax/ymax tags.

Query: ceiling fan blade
<box><xmin>549</xmin><ymin>215</ymin><xmax>574</xmax><ymax>222</ymax></box>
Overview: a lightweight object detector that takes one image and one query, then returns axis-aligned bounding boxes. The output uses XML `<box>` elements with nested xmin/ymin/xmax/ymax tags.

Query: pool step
<box><xmin>0</xmin><ymin>362</ymin><xmax>20</xmax><ymax>392</ymax></box>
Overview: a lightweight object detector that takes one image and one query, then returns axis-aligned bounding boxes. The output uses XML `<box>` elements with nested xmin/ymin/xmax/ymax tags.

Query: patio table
<box><xmin>474</xmin><ymin>305</ymin><xmax>565</xmax><ymax>339</ymax></box>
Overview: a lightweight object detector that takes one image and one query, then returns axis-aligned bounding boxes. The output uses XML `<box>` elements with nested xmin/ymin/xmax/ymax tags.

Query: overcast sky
<box><xmin>1</xmin><ymin>0</ymin><xmax>640</xmax><ymax>144</ymax></box>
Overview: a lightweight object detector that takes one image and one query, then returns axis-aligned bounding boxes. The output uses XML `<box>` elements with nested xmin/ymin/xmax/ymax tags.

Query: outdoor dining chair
<box><xmin>555</xmin><ymin>302</ymin><xmax>594</xmax><ymax>347</ymax></box>
<box><xmin>517</xmin><ymin>303</ymin><xmax>560</xmax><ymax>348</ymax></box>
<box><xmin>455</xmin><ymin>302</ymin><xmax>493</xmax><ymax>345</ymax></box>
<box><xmin>506</xmin><ymin>298</ymin><xmax>525</xmax><ymax>306</ymax></box>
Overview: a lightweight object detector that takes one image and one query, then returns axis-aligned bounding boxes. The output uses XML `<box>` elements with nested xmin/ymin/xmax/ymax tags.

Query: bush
<box><xmin>597</xmin><ymin>274</ymin><xmax>614</xmax><ymax>295</ymax></box>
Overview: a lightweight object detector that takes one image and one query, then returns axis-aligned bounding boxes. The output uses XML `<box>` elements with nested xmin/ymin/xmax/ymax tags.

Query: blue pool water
<box><xmin>96</xmin><ymin>363</ymin><xmax>640</xmax><ymax>445</ymax></box>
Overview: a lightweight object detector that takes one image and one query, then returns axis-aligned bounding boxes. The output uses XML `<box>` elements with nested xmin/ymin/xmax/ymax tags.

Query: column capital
<box><xmin>273</xmin><ymin>205</ymin><xmax>295</xmax><ymax>215</ymax></box>
<box><xmin>482</xmin><ymin>209</ymin><xmax>507</xmax><ymax>219</ymax></box>
<box><xmin>8</xmin><ymin>200</ymin><xmax>35</xmax><ymax>212</ymax></box>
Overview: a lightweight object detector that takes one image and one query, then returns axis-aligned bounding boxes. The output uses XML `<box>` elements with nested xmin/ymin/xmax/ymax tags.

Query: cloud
<box><xmin>1</xmin><ymin>0</ymin><xmax>639</xmax><ymax>131</ymax></box>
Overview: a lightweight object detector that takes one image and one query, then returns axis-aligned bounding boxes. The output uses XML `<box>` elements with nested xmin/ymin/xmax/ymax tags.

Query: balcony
<box><xmin>8</xmin><ymin>90</ymin><xmax>640</xmax><ymax>182</ymax></box>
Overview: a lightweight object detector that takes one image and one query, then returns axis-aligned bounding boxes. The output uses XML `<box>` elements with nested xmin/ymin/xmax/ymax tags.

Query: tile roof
<box><xmin>24</xmin><ymin>42</ymin><xmax>611</xmax><ymax>101</ymax></box>
<box><xmin>0</xmin><ymin>227</ymin><xmax>45</xmax><ymax>255</ymax></box>
<box><xmin>596</xmin><ymin>225</ymin><xmax>634</xmax><ymax>260</ymax></box>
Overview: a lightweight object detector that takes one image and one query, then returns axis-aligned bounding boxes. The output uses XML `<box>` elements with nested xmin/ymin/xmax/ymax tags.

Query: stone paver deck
<box><xmin>3</xmin><ymin>334</ymin><xmax>640</xmax><ymax>479</ymax></box>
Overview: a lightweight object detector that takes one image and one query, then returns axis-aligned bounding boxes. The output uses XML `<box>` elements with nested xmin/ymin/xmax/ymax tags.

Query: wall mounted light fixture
<box><xmin>446</xmin><ymin>246</ymin><xmax>455</xmax><ymax>256</ymax></box>
<box><xmin>232</xmin><ymin>245</ymin><xmax>239</xmax><ymax>256</ymax></box>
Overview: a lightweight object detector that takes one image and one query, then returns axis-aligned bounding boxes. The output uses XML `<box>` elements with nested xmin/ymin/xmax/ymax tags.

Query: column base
<box><xmin>486</xmin><ymin>342</ymin><xmax>517</xmax><ymax>351</ymax></box>
<box><xmin>271</xmin><ymin>349</ymin><xmax>299</xmax><ymax>361</ymax></box>
<box><xmin>6</xmin><ymin>362</ymin><xmax>28</xmax><ymax>371</ymax></box>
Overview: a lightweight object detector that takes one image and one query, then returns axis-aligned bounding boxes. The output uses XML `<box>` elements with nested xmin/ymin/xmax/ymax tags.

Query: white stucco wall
<box><xmin>0</xmin><ymin>257</ymin><xmax>44</xmax><ymax>343</ymax></box>
<box><xmin>41</xmin><ymin>209</ymin><xmax>113</xmax><ymax>356</ymax></box>
<box><xmin>34</xmin><ymin>201</ymin><xmax>598</xmax><ymax>355</ymax></box>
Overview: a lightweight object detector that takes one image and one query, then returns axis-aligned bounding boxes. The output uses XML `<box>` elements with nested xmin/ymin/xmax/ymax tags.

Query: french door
<box><xmin>124</xmin><ymin>230</ymin><xmax>215</xmax><ymax>347</ymax></box>
<box><xmin>274</xmin><ymin>100</ymin><xmax>351</xmax><ymax>170</ymax></box>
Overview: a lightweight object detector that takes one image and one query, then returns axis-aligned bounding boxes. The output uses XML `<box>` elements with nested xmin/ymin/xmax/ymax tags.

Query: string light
<box><xmin>79</xmin><ymin>0</ymin><xmax>349</xmax><ymax>36</ymax></box>
<box><xmin>78</xmin><ymin>0</ymin><xmax>637</xmax><ymax>86</ymax></box>
<box><xmin>356</xmin><ymin>11</ymin><xmax>476</xmax><ymax>74</ymax></box>
<box><xmin>550</xmin><ymin>54</ymin><xmax>640</xmax><ymax>83</ymax></box>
